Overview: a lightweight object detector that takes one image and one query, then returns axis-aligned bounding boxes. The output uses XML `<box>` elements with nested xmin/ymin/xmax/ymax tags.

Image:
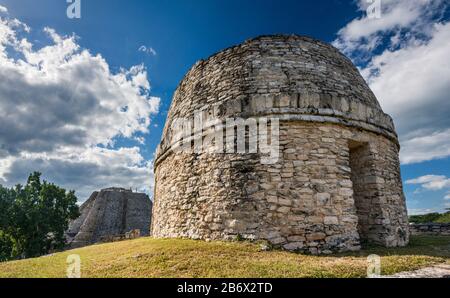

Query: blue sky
<box><xmin>0</xmin><ymin>0</ymin><xmax>449</xmax><ymax>215</ymax></box>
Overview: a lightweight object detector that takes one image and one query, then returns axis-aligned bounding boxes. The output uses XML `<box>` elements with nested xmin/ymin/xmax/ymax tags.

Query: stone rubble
<box><xmin>409</xmin><ymin>223</ymin><xmax>450</xmax><ymax>236</ymax></box>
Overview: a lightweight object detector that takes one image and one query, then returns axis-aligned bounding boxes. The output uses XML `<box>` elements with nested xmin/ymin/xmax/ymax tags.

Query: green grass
<box><xmin>0</xmin><ymin>235</ymin><xmax>449</xmax><ymax>278</ymax></box>
<box><xmin>435</xmin><ymin>213</ymin><xmax>450</xmax><ymax>223</ymax></box>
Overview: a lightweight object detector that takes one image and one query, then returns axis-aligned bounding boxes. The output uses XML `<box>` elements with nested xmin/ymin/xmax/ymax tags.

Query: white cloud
<box><xmin>366</xmin><ymin>22</ymin><xmax>450</xmax><ymax>164</ymax></box>
<box><xmin>444</xmin><ymin>190</ymin><xmax>450</xmax><ymax>200</ymax></box>
<box><xmin>406</xmin><ymin>175</ymin><xmax>450</xmax><ymax>211</ymax></box>
<box><xmin>0</xmin><ymin>5</ymin><xmax>7</xmax><ymax>13</ymax></box>
<box><xmin>334</xmin><ymin>0</ymin><xmax>450</xmax><ymax>164</ymax></box>
<box><xmin>4</xmin><ymin>147</ymin><xmax>155</xmax><ymax>200</ymax></box>
<box><xmin>0</xmin><ymin>8</ymin><xmax>160</xmax><ymax>201</ymax></box>
<box><xmin>406</xmin><ymin>175</ymin><xmax>450</xmax><ymax>191</ymax></box>
<box><xmin>138</xmin><ymin>45</ymin><xmax>157</xmax><ymax>56</ymax></box>
<box><xmin>361</xmin><ymin>22</ymin><xmax>450</xmax><ymax>131</ymax></box>
<box><xmin>400</xmin><ymin>129</ymin><xmax>450</xmax><ymax>164</ymax></box>
<box><xmin>408</xmin><ymin>208</ymin><xmax>440</xmax><ymax>215</ymax></box>
<box><xmin>334</xmin><ymin>0</ymin><xmax>446</xmax><ymax>60</ymax></box>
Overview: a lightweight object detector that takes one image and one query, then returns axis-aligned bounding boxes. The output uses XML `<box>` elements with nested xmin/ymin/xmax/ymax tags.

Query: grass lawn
<box><xmin>0</xmin><ymin>235</ymin><xmax>448</xmax><ymax>278</ymax></box>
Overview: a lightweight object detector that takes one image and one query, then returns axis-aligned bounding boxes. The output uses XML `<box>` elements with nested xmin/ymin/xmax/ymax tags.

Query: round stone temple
<box><xmin>151</xmin><ymin>35</ymin><xmax>409</xmax><ymax>254</ymax></box>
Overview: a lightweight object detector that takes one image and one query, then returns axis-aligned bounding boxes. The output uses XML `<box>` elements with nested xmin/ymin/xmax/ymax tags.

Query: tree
<box><xmin>409</xmin><ymin>211</ymin><xmax>450</xmax><ymax>224</ymax></box>
<box><xmin>0</xmin><ymin>185</ymin><xmax>16</xmax><ymax>261</ymax></box>
<box><xmin>0</xmin><ymin>172</ymin><xmax>80</xmax><ymax>261</ymax></box>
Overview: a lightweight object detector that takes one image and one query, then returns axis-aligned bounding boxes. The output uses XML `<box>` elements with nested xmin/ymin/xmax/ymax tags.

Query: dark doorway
<box><xmin>348</xmin><ymin>140</ymin><xmax>381</xmax><ymax>244</ymax></box>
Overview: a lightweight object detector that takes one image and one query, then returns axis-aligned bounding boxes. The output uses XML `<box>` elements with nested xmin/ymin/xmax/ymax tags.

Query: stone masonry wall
<box><xmin>67</xmin><ymin>188</ymin><xmax>153</xmax><ymax>248</ymax></box>
<box><xmin>152</xmin><ymin>122</ymin><xmax>409</xmax><ymax>253</ymax></box>
<box><xmin>410</xmin><ymin>223</ymin><xmax>450</xmax><ymax>236</ymax></box>
<box><xmin>152</xmin><ymin>35</ymin><xmax>409</xmax><ymax>253</ymax></box>
<box><xmin>156</xmin><ymin>35</ymin><xmax>397</xmax><ymax>161</ymax></box>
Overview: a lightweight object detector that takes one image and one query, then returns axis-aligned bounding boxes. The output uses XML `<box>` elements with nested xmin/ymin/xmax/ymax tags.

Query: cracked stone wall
<box><xmin>151</xmin><ymin>35</ymin><xmax>409</xmax><ymax>253</ymax></box>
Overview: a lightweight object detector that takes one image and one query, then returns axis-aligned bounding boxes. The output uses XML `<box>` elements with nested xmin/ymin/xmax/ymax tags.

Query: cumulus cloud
<box><xmin>334</xmin><ymin>0</ymin><xmax>450</xmax><ymax>164</ymax></box>
<box><xmin>406</xmin><ymin>174</ymin><xmax>450</xmax><ymax>209</ymax></box>
<box><xmin>138</xmin><ymin>45</ymin><xmax>157</xmax><ymax>56</ymax></box>
<box><xmin>3</xmin><ymin>148</ymin><xmax>155</xmax><ymax>200</ymax></box>
<box><xmin>399</xmin><ymin>128</ymin><xmax>450</xmax><ymax>164</ymax></box>
<box><xmin>406</xmin><ymin>175</ymin><xmax>450</xmax><ymax>191</ymax></box>
<box><xmin>0</xmin><ymin>8</ymin><xmax>160</xmax><ymax>201</ymax></box>
<box><xmin>0</xmin><ymin>5</ymin><xmax>7</xmax><ymax>13</ymax></box>
<box><xmin>333</xmin><ymin>0</ymin><xmax>446</xmax><ymax>61</ymax></box>
<box><xmin>445</xmin><ymin>192</ymin><xmax>450</xmax><ymax>200</ymax></box>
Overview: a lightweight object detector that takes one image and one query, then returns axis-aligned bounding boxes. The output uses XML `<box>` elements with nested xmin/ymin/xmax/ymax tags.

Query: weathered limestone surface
<box><xmin>66</xmin><ymin>188</ymin><xmax>153</xmax><ymax>248</ymax></box>
<box><xmin>151</xmin><ymin>35</ymin><xmax>409</xmax><ymax>253</ymax></box>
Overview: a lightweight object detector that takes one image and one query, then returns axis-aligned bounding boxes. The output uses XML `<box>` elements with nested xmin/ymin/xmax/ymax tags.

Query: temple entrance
<box><xmin>348</xmin><ymin>140</ymin><xmax>381</xmax><ymax>245</ymax></box>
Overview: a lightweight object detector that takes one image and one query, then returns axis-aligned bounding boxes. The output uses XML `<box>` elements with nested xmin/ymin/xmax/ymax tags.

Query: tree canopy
<box><xmin>0</xmin><ymin>172</ymin><xmax>80</xmax><ymax>261</ymax></box>
<box><xmin>409</xmin><ymin>211</ymin><xmax>450</xmax><ymax>224</ymax></box>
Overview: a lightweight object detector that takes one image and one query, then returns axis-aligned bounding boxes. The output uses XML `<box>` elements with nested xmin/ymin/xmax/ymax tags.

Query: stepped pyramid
<box><xmin>66</xmin><ymin>188</ymin><xmax>152</xmax><ymax>248</ymax></box>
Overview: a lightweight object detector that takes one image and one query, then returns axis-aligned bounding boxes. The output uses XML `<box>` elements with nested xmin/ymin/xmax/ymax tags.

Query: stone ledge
<box><xmin>154</xmin><ymin>112</ymin><xmax>398</xmax><ymax>169</ymax></box>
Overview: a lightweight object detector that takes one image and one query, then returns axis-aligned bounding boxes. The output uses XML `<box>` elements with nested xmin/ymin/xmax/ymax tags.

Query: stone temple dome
<box><xmin>151</xmin><ymin>35</ymin><xmax>409</xmax><ymax>254</ymax></box>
